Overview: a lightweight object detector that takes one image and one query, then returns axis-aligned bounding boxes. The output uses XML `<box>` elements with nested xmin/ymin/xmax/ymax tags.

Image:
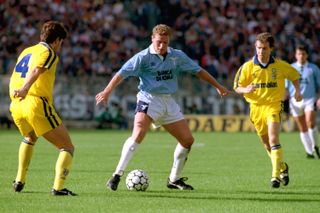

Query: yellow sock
<box><xmin>267</xmin><ymin>149</ymin><xmax>286</xmax><ymax>172</ymax></box>
<box><xmin>271</xmin><ymin>145</ymin><xmax>283</xmax><ymax>178</ymax></box>
<box><xmin>280</xmin><ymin>162</ymin><xmax>287</xmax><ymax>172</ymax></box>
<box><xmin>53</xmin><ymin>151</ymin><xmax>73</xmax><ymax>191</ymax></box>
<box><xmin>16</xmin><ymin>141</ymin><xmax>34</xmax><ymax>183</ymax></box>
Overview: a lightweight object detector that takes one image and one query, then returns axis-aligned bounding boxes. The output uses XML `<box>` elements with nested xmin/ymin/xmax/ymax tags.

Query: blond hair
<box><xmin>256</xmin><ymin>32</ymin><xmax>274</xmax><ymax>48</ymax></box>
<box><xmin>152</xmin><ymin>24</ymin><xmax>171</xmax><ymax>36</ymax></box>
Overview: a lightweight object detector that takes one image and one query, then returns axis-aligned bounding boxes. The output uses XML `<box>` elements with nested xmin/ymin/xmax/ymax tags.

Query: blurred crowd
<box><xmin>1</xmin><ymin>0</ymin><xmax>320</xmax><ymax>91</ymax></box>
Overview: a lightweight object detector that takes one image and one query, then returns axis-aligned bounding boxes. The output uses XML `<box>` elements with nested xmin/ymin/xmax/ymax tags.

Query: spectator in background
<box><xmin>0</xmin><ymin>114</ymin><xmax>12</xmax><ymax>129</ymax></box>
<box><xmin>95</xmin><ymin>102</ymin><xmax>128</xmax><ymax>129</ymax></box>
<box><xmin>1</xmin><ymin>0</ymin><xmax>320</xmax><ymax>85</ymax></box>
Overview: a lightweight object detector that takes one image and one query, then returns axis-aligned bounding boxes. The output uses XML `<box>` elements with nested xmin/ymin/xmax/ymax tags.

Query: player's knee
<box><xmin>306</xmin><ymin>120</ymin><xmax>315</xmax><ymax>128</ymax></box>
<box><xmin>60</xmin><ymin>140</ymin><xmax>75</xmax><ymax>155</ymax></box>
<box><xmin>61</xmin><ymin>145</ymin><xmax>74</xmax><ymax>155</ymax></box>
<box><xmin>132</xmin><ymin>133</ymin><xmax>146</xmax><ymax>143</ymax></box>
<box><xmin>132</xmin><ymin>123</ymin><xmax>148</xmax><ymax>143</ymax></box>
<box><xmin>23</xmin><ymin>136</ymin><xmax>37</xmax><ymax>145</ymax></box>
<box><xmin>181</xmin><ymin>136</ymin><xmax>194</xmax><ymax>148</ymax></box>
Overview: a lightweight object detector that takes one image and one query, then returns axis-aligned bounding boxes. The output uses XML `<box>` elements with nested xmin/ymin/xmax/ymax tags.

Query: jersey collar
<box><xmin>296</xmin><ymin>61</ymin><xmax>309</xmax><ymax>68</ymax></box>
<box><xmin>149</xmin><ymin>44</ymin><xmax>171</xmax><ymax>61</ymax></box>
<box><xmin>39</xmin><ymin>42</ymin><xmax>54</xmax><ymax>52</ymax></box>
<box><xmin>253</xmin><ymin>55</ymin><xmax>275</xmax><ymax>69</ymax></box>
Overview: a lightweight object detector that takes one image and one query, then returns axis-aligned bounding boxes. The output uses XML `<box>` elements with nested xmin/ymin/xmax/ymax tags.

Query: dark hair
<box><xmin>40</xmin><ymin>21</ymin><xmax>68</xmax><ymax>43</ymax></box>
<box><xmin>296</xmin><ymin>45</ymin><xmax>308</xmax><ymax>54</ymax></box>
<box><xmin>256</xmin><ymin>32</ymin><xmax>274</xmax><ymax>48</ymax></box>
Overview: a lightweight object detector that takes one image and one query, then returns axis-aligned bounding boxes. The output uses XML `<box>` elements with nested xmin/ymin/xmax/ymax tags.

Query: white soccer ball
<box><xmin>126</xmin><ymin>169</ymin><xmax>149</xmax><ymax>191</ymax></box>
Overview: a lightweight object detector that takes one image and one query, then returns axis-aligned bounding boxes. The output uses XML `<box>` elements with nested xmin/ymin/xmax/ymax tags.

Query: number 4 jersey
<box><xmin>9</xmin><ymin>42</ymin><xmax>58</xmax><ymax>103</ymax></box>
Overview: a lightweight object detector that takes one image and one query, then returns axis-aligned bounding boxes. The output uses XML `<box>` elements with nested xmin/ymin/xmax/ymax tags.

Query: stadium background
<box><xmin>0</xmin><ymin>0</ymin><xmax>319</xmax><ymax>130</ymax></box>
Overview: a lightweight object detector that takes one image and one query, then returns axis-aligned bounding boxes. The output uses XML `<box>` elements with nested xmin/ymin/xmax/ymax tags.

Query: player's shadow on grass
<box><xmin>137</xmin><ymin>191</ymin><xmax>320</xmax><ymax>203</ymax></box>
<box><xmin>16</xmin><ymin>191</ymin><xmax>49</xmax><ymax>195</ymax></box>
<box><xmin>235</xmin><ymin>189</ymin><xmax>320</xmax><ymax>196</ymax></box>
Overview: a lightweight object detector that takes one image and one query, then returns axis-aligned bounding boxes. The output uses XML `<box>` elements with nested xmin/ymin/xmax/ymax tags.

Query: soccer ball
<box><xmin>125</xmin><ymin>169</ymin><xmax>149</xmax><ymax>191</ymax></box>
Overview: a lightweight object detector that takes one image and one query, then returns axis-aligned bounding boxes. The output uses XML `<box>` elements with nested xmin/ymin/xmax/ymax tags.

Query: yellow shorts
<box><xmin>249</xmin><ymin>101</ymin><xmax>283</xmax><ymax>136</ymax></box>
<box><xmin>10</xmin><ymin>96</ymin><xmax>61</xmax><ymax>137</ymax></box>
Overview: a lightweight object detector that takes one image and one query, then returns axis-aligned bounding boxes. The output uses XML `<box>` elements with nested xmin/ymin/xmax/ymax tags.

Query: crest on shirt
<box><xmin>151</xmin><ymin>62</ymin><xmax>156</xmax><ymax>67</ymax></box>
<box><xmin>272</xmin><ymin>68</ymin><xmax>277</xmax><ymax>80</ymax></box>
<box><xmin>170</xmin><ymin>57</ymin><xmax>178</xmax><ymax>67</ymax></box>
<box><xmin>252</xmin><ymin>72</ymin><xmax>257</xmax><ymax>79</ymax></box>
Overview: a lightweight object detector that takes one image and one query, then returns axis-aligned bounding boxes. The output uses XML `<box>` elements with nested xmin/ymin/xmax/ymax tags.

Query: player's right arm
<box><xmin>12</xmin><ymin>66</ymin><xmax>46</xmax><ymax>101</ymax></box>
<box><xmin>234</xmin><ymin>84</ymin><xmax>256</xmax><ymax>94</ymax></box>
<box><xmin>233</xmin><ymin>63</ymin><xmax>255</xmax><ymax>94</ymax></box>
<box><xmin>96</xmin><ymin>53</ymin><xmax>142</xmax><ymax>105</ymax></box>
<box><xmin>95</xmin><ymin>73</ymin><xmax>124</xmax><ymax>105</ymax></box>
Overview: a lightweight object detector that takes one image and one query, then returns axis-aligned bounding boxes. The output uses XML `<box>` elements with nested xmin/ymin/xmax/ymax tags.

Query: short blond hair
<box><xmin>256</xmin><ymin>32</ymin><xmax>274</xmax><ymax>48</ymax></box>
<box><xmin>152</xmin><ymin>24</ymin><xmax>171</xmax><ymax>36</ymax></box>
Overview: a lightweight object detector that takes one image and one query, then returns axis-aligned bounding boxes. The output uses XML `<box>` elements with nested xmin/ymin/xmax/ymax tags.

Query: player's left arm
<box><xmin>177</xmin><ymin>50</ymin><xmax>231</xmax><ymax>96</ymax></box>
<box><xmin>196</xmin><ymin>69</ymin><xmax>231</xmax><ymax>97</ymax></box>
<box><xmin>12</xmin><ymin>67</ymin><xmax>46</xmax><ymax>101</ymax></box>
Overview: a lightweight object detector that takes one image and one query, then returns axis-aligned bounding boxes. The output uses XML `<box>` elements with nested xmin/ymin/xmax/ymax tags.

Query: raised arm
<box><xmin>95</xmin><ymin>73</ymin><xmax>124</xmax><ymax>105</ymax></box>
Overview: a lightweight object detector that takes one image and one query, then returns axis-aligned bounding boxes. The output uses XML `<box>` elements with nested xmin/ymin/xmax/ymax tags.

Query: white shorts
<box><xmin>289</xmin><ymin>97</ymin><xmax>316</xmax><ymax>117</ymax></box>
<box><xmin>136</xmin><ymin>91</ymin><xmax>184</xmax><ymax>128</ymax></box>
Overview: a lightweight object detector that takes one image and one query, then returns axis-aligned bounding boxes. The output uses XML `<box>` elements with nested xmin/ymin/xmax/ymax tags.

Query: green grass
<box><xmin>1</xmin><ymin>129</ymin><xmax>320</xmax><ymax>213</ymax></box>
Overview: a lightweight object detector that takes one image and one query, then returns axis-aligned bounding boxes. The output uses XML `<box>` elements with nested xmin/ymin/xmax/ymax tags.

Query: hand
<box><xmin>95</xmin><ymin>91</ymin><xmax>109</xmax><ymax>105</ymax></box>
<box><xmin>243</xmin><ymin>83</ymin><xmax>256</xmax><ymax>94</ymax></box>
<box><xmin>216</xmin><ymin>86</ymin><xmax>232</xmax><ymax>97</ymax></box>
<box><xmin>294</xmin><ymin>92</ymin><xmax>302</xmax><ymax>102</ymax></box>
<box><xmin>12</xmin><ymin>88</ymin><xmax>28</xmax><ymax>101</ymax></box>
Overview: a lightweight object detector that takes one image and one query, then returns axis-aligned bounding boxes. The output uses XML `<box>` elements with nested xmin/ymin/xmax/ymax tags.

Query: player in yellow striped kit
<box><xmin>9</xmin><ymin>21</ymin><xmax>76</xmax><ymax>196</ymax></box>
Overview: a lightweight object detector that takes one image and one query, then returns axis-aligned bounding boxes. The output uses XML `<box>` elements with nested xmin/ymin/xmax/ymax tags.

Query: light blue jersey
<box><xmin>286</xmin><ymin>62</ymin><xmax>320</xmax><ymax>99</ymax></box>
<box><xmin>118</xmin><ymin>44</ymin><xmax>201</xmax><ymax>94</ymax></box>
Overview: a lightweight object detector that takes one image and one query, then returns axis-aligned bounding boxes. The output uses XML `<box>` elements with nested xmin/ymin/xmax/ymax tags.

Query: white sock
<box><xmin>308</xmin><ymin>127</ymin><xmax>319</xmax><ymax>148</ymax></box>
<box><xmin>114</xmin><ymin>137</ymin><xmax>138</xmax><ymax>176</ymax></box>
<box><xmin>169</xmin><ymin>143</ymin><xmax>190</xmax><ymax>182</ymax></box>
<box><xmin>300</xmin><ymin>132</ymin><xmax>313</xmax><ymax>155</ymax></box>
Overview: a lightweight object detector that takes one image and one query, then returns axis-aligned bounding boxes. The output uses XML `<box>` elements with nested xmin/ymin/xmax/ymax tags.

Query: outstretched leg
<box><xmin>107</xmin><ymin>112</ymin><xmax>152</xmax><ymax>191</ymax></box>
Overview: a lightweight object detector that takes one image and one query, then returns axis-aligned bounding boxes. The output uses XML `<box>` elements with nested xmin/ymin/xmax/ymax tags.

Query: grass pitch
<box><xmin>1</xmin><ymin>129</ymin><xmax>320</xmax><ymax>213</ymax></box>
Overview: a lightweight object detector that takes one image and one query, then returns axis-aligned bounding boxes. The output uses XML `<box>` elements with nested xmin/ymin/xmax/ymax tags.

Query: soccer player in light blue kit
<box><xmin>286</xmin><ymin>45</ymin><xmax>320</xmax><ymax>159</ymax></box>
<box><xmin>96</xmin><ymin>24</ymin><xmax>231</xmax><ymax>190</ymax></box>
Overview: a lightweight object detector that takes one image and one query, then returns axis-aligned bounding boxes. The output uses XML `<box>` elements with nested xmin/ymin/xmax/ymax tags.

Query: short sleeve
<box><xmin>117</xmin><ymin>54</ymin><xmax>141</xmax><ymax>79</ymax></box>
<box><xmin>284</xmin><ymin>63</ymin><xmax>300</xmax><ymax>82</ymax></box>
<box><xmin>233</xmin><ymin>64</ymin><xmax>250</xmax><ymax>89</ymax></box>
<box><xmin>37</xmin><ymin>48</ymin><xmax>55</xmax><ymax>69</ymax></box>
<box><xmin>177</xmin><ymin>50</ymin><xmax>201</xmax><ymax>74</ymax></box>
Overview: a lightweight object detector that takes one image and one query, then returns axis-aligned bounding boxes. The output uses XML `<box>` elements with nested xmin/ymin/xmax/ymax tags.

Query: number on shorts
<box><xmin>15</xmin><ymin>54</ymin><xmax>32</xmax><ymax>78</ymax></box>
